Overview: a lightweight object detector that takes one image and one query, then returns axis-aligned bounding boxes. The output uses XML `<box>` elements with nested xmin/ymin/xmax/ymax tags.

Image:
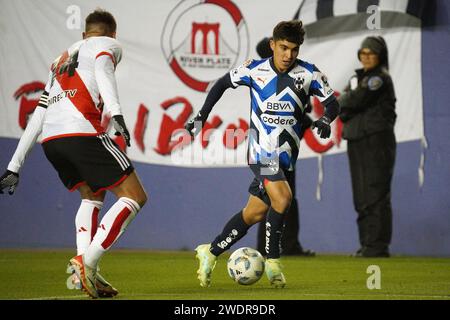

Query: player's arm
<box><xmin>0</xmin><ymin>88</ymin><xmax>49</xmax><ymax>195</ymax></box>
<box><xmin>309</xmin><ymin>66</ymin><xmax>340</xmax><ymax>139</ymax></box>
<box><xmin>185</xmin><ymin>60</ymin><xmax>252</xmax><ymax>138</ymax></box>
<box><xmin>94</xmin><ymin>48</ymin><xmax>130</xmax><ymax>146</ymax></box>
<box><xmin>184</xmin><ymin>74</ymin><xmax>234</xmax><ymax>138</ymax></box>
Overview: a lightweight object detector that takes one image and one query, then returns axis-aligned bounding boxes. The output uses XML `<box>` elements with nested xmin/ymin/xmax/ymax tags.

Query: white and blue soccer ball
<box><xmin>227</xmin><ymin>247</ymin><xmax>265</xmax><ymax>285</ymax></box>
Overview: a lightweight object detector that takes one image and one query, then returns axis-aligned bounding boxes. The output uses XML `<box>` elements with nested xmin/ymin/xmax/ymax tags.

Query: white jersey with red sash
<box><xmin>42</xmin><ymin>36</ymin><xmax>122</xmax><ymax>142</ymax></box>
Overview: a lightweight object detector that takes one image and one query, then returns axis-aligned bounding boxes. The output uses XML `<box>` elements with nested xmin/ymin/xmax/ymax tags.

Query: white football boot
<box><xmin>195</xmin><ymin>243</ymin><xmax>217</xmax><ymax>287</ymax></box>
<box><xmin>265</xmin><ymin>258</ymin><xmax>286</xmax><ymax>288</ymax></box>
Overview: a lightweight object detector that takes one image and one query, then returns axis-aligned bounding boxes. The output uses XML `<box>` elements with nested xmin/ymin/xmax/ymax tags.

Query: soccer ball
<box><xmin>227</xmin><ymin>247</ymin><xmax>265</xmax><ymax>285</ymax></box>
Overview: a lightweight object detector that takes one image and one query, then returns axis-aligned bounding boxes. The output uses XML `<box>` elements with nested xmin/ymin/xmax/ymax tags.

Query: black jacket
<box><xmin>338</xmin><ymin>66</ymin><xmax>396</xmax><ymax>140</ymax></box>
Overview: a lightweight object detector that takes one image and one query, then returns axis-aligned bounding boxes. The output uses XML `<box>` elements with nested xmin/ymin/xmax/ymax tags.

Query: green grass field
<box><xmin>0</xmin><ymin>249</ymin><xmax>449</xmax><ymax>300</ymax></box>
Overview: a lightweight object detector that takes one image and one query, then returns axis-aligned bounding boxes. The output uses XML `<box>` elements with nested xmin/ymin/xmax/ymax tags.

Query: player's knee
<box><xmin>117</xmin><ymin>190</ymin><xmax>148</xmax><ymax>209</ymax></box>
<box><xmin>113</xmin><ymin>180</ymin><xmax>148</xmax><ymax>208</ymax></box>
<box><xmin>270</xmin><ymin>192</ymin><xmax>292</xmax><ymax>212</ymax></box>
<box><xmin>137</xmin><ymin>191</ymin><xmax>148</xmax><ymax>208</ymax></box>
<box><xmin>127</xmin><ymin>189</ymin><xmax>147</xmax><ymax>208</ymax></box>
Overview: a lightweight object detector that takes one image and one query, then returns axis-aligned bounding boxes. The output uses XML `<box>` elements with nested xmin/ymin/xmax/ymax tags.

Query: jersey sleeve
<box><xmin>43</xmin><ymin>69</ymin><xmax>53</xmax><ymax>94</ymax></box>
<box><xmin>7</xmin><ymin>70</ymin><xmax>53</xmax><ymax>173</ymax></box>
<box><xmin>95</xmin><ymin>55</ymin><xmax>122</xmax><ymax>117</ymax></box>
<box><xmin>92</xmin><ymin>38</ymin><xmax>123</xmax><ymax>117</ymax></box>
<box><xmin>229</xmin><ymin>59</ymin><xmax>253</xmax><ymax>88</ymax></box>
<box><xmin>94</xmin><ymin>38</ymin><xmax>122</xmax><ymax>68</ymax></box>
<box><xmin>7</xmin><ymin>106</ymin><xmax>46</xmax><ymax>173</ymax></box>
<box><xmin>310</xmin><ymin>65</ymin><xmax>334</xmax><ymax>103</ymax></box>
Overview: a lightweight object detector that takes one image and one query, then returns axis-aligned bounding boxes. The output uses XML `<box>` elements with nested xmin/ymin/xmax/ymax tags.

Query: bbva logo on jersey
<box><xmin>263</xmin><ymin>101</ymin><xmax>295</xmax><ymax>113</ymax></box>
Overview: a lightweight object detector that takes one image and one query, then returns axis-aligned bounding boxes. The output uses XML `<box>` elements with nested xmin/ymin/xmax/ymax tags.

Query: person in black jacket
<box><xmin>339</xmin><ymin>36</ymin><xmax>396</xmax><ymax>258</ymax></box>
<box><xmin>255</xmin><ymin>37</ymin><xmax>315</xmax><ymax>257</ymax></box>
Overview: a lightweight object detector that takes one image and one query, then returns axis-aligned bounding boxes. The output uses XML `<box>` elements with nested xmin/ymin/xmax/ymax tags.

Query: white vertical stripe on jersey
<box><xmin>99</xmin><ymin>134</ymin><xmax>129</xmax><ymax>170</ymax></box>
<box><xmin>299</xmin><ymin>0</ymin><xmax>319</xmax><ymax>25</ymax></box>
<box><xmin>379</xmin><ymin>0</ymin><xmax>409</xmax><ymax>13</ymax></box>
<box><xmin>333</xmin><ymin>0</ymin><xmax>358</xmax><ymax>16</ymax></box>
<box><xmin>300</xmin><ymin>0</ymin><xmax>412</xmax><ymax>26</ymax></box>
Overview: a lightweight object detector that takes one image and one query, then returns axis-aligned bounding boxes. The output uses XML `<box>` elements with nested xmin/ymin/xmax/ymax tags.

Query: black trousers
<box><xmin>347</xmin><ymin>130</ymin><xmax>396</xmax><ymax>255</ymax></box>
<box><xmin>256</xmin><ymin>170</ymin><xmax>303</xmax><ymax>255</ymax></box>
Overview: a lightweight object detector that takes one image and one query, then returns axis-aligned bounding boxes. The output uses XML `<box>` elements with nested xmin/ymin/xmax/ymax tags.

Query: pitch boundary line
<box><xmin>25</xmin><ymin>292</ymin><xmax>450</xmax><ymax>300</ymax></box>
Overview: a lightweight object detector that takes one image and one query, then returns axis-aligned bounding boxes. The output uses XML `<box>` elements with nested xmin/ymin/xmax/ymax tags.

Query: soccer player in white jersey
<box><xmin>0</xmin><ymin>9</ymin><xmax>147</xmax><ymax>299</ymax></box>
<box><xmin>185</xmin><ymin>20</ymin><xmax>340</xmax><ymax>288</ymax></box>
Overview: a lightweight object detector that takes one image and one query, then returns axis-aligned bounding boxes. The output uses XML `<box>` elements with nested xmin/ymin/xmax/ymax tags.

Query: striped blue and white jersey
<box><xmin>229</xmin><ymin>58</ymin><xmax>334</xmax><ymax>170</ymax></box>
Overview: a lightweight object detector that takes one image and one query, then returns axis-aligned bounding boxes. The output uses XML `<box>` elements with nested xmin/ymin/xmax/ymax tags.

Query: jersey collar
<box><xmin>269</xmin><ymin>57</ymin><xmax>298</xmax><ymax>75</ymax></box>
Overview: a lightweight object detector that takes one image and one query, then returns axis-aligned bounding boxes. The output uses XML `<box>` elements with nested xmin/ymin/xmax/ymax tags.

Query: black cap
<box><xmin>358</xmin><ymin>36</ymin><xmax>389</xmax><ymax>69</ymax></box>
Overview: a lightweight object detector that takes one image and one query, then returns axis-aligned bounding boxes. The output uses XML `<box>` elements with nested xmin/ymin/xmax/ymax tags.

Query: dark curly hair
<box><xmin>272</xmin><ymin>20</ymin><xmax>305</xmax><ymax>45</ymax></box>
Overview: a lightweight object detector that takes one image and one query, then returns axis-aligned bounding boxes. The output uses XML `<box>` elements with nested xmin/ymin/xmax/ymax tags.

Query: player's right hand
<box><xmin>0</xmin><ymin>170</ymin><xmax>19</xmax><ymax>195</ymax></box>
<box><xmin>112</xmin><ymin>115</ymin><xmax>131</xmax><ymax>147</ymax></box>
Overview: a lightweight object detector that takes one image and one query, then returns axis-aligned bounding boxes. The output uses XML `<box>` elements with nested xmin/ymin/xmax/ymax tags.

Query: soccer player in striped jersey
<box><xmin>0</xmin><ymin>9</ymin><xmax>147</xmax><ymax>299</ymax></box>
<box><xmin>185</xmin><ymin>20</ymin><xmax>340</xmax><ymax>288</ymax></box>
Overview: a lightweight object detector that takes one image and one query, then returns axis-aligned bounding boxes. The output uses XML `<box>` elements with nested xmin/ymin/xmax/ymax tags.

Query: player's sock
<box><xmin>210</xmin><ymin>211</ymin><xmax>249</xmax><ymax>256</ymax></box>
<box><xmin>265</xmin><ymin>207</ymin><xmax>285</xmax><ymax>259</ymax></box>
<box><xmin>84</xmin><ymin>197</ymin><xmax>140</xmax><ymax>268</ymax></box>
<box><xmin>75</xmin><ymin>200</ymin><xmax>103</xmax><ymax>255</ymax></box>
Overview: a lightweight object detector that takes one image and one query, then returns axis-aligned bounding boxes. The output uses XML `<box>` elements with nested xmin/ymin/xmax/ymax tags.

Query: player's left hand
<box><xmin>184</xmin><ymin>112</ymin><xmax>205</xmax><ymax>140</ymax></box>
<box><xmin>0</xmin><ymin>170</ymin><xmax>19</xmax><ymax>195</ymax></box>
<box><xmin>184</xmin><ymin>118</ymin><xmax>198</xmax><ymax>140</ymax></box>
<box><xmin>312</xmin><ymin>115</ymin><xmax>331</xmax><ymax>139</ymax></box>
<box><xmin>112</xmin><ymin>115</ymin><xmax>131</xmax><ymax>147</ymax></box>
